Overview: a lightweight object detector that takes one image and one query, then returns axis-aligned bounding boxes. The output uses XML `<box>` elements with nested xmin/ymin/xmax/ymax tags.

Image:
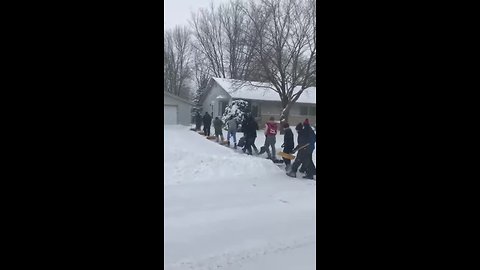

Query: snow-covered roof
<box><xmin>212</xmin><ymin>77</ymin><xmax>316</xmax><ymax>104</ymax></box>
<box><xmin>164</xmin><ymin>91</ymin><xmax>195</xmax><ymax>105</ymax></box>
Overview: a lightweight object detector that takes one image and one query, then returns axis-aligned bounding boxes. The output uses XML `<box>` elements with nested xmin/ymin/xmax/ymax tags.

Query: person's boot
<box><xmin>258</xmin><ymin>146</ymin><xmax>266</xmax><ymax>155</ymax></box>
<box><xmin>227</xmin><ymin>141</ymin><xmax>230</xmax><ymax>147</ymax></box>
<box><xmin>286</xmin><ymin>171</ymin><xmax>296</xmax><ymax>178</ymax></box>
<box><xmin>302</xmin><ymin>175</ymin><xmax>314</xmax><ymax>180</ymax></box>
<box><xmin>234</xmin><ymin>143</ymin><xmax>237</xmax><ymax>149</ymax></box>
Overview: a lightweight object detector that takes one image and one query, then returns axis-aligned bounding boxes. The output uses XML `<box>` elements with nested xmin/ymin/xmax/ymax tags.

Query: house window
<box><xmin>251</xmin><ymin>104</ymin><xmax>261</xmax><ymax>117</ymax></box>
<box><xmin>300</xmin><ymin>106</ymin><xmax>308</xmax><ymax>116</ymax></box>
<box><xmin>308</xmin><ymin>107</ymin><xmax>316</xmax><ymax>116</ymax></box>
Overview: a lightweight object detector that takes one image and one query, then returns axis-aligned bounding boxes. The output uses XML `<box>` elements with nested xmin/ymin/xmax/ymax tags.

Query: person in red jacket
<box><xmin>263</xmin><ymin>116</ymin><xmax>278</xmax><ymax>160</ymax></box>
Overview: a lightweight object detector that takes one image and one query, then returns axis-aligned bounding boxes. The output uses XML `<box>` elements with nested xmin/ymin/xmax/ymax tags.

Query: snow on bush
<box><xmin>221</xmin><ymin>100</ymin><xmax>249</xmax><ymax>130</ymax></box>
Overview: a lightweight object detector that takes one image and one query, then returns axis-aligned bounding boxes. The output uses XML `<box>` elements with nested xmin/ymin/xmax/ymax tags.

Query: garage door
<box><xmin>164</xmin><ymin>105</ymin><xmax>178</xmax><ymax>125</ymax></box>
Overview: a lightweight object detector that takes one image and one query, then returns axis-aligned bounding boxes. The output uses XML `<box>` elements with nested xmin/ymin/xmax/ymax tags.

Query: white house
<box><xmin>200</xmin><ymin>77</ymin><xmax>316</xmax><ymax>127</ymax></box>
<box><xmin>164</xmin><ymin>91</ymin><xmax>195</xmax><ymax>125</ymax></box>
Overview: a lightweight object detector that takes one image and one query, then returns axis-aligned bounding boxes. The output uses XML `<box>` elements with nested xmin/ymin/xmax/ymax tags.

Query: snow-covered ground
<box><xmin>164</xmin><ymin>125</ymin><xmax>316</xmax><ymax>270</ymax></box>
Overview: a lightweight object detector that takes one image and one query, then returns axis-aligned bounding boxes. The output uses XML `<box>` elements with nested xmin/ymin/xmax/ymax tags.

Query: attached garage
<box><xmin>164</xmin><ymin>105</ymin><xmax>178</xmax><ymax>125</ymax></box>
<box><xmin>164</xmin><ymin>91</ymin><xmax>194</xmax><ymax>126</ymax></box>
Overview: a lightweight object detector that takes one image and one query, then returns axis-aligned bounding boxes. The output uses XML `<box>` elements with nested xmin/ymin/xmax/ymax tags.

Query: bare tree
<box><xmin>190</xmin><ymin>4</ymin><xmax>227</xmax><ymax>78</ymax></box>
<box><xmin>190</xmin><ymin>0</ymin><xmax>259</xmax><ymax>80</ymax></box>
<box><xmin>244</xmin><ymin>0</ymin><xmax>316</xmax><ymax>122</ymax></box>
<box><xmin>192</xmin><ymin>46</ymin><xmax>211</xmax><ymax>105</ymax></box>
<box><xmin>164</xmin><ymin>26</ymin><xmax>192</xmax><ymax>99</ymax></box>
<box><xmin>185</xmin><ymin>0</ymin><xmax>316</xmax><ymax>122</ymax></box>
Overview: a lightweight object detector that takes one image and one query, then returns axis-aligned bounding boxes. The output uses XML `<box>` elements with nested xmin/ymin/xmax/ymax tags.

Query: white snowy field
<box><xmin>164</xmin><ymin>125</ymin><xmax>316</xmax><ymax>270</ymax></box>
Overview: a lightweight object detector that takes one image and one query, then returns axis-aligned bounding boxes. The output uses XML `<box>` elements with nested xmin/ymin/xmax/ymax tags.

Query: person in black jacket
<box><xmin>302</xmin><ymin>119</ymin><xmax>316</xmax><ymax>177</ymax></box>
<box><xmin>243</xmin><ymin>115</ymin><xmax>258</xmax><ymax>155</ymax></box>
<box><xmin>203</xmin><ymin>112</ymin><xmax>212</xmax><ymax>136</ymax></box>
<box><xmin>195</xmin><ymin>112</ymin><xmax>202</xmax><ymax>131</ymax></box>
<box><xmin>281</xmin><ymin>122</ymin><xmax>294</xmax><ymax>171</ymax></box>
<box><xmin>287</xmin><ymin>123</ymin><xmax>315</xmax><ymax>179</ymax></box>
<box><xmin>241</xmin><ymin>117</ymin><xmax>249</xmax><ymax>152</ymax></box>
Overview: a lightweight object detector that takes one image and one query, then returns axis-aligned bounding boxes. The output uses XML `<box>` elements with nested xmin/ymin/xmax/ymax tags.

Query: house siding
<box><xmin>201</xmin><ymin>82</ymin><xmax>231</xmax><ymax>117</ymax></box>
<box><xmin>164</xmin><ymin>93</ymin><xmax>193</xmax><ymax>126</ymax></box>
<box><xmin>290</xmin><ymin>103</ymin><xmax>316</xmax><ymax>127</ymax></box>
<box><xmin>239</xmin><ymin>100</ymin><xmax>316</xmax><ymax>128</ymax></box>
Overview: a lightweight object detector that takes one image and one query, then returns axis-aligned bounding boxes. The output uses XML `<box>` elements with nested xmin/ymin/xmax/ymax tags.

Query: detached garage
<box><xmin>164</xmin><ymin>91</ymin><xmax>194</xmax><ymax>126</ymax></box>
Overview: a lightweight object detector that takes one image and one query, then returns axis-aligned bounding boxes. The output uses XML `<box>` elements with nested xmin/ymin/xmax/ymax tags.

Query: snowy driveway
<box><xmin>164</xmin><ymin>125</ymin><xmax>316</xmax><ymax>270</ymax></box>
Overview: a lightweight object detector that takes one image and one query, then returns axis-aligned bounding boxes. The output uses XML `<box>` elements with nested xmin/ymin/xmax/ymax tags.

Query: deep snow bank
<box><xmin>164</xmin><ymin>126</ymin><xmax>288</xmax><ymax>186</ymax></box>
<box><xmin>164</xmin><ymin>125</ymin><xmax>316</xmax><ymax>270</ymax></box>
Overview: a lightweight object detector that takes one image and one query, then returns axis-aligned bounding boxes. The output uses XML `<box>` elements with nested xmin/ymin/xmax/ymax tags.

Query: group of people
<box><xmin>282</xmin><ymin>119</ymin><xmax>316</xmax><ymax>179</ymax></box>
<box><xmin>194</xmin><ymin>111</ymin><xmax>235</xmax><ymax>144</ymax></box>
<box><xmin>194</xmin><ymin>112</ymin><xmax>316</xmax><ymax>179</ymax></box>
<box><xmin>251</xmin><ymin>115</ymin><xmax>316</xmax><ymax>179</ymax></box>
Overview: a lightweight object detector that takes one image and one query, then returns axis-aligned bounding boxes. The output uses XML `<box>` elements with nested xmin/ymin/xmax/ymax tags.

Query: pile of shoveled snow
<box><xmin>164</xmin><ymin>126</ymin><xmax>287</xmax><ymax>186</ymax></box>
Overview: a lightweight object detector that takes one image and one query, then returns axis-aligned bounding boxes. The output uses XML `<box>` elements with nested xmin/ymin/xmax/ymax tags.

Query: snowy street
<box><xmin>164</xmin><ymin>125</ymin><xmax>316</xmax><ymax>270</ymax></box>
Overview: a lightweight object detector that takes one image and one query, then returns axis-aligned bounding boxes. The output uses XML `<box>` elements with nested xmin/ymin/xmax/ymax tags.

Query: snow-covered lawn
<box><xmin>164</xmin><ymin>125</ymin><xmax>316</xmax><ymax>270</ymax></box>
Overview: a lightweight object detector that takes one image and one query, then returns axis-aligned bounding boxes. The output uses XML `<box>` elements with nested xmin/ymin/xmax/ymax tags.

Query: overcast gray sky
<box><xmin>164</xmin><ymin>0</ymin><xmax>232</xmax><ymax>30</ymax></box>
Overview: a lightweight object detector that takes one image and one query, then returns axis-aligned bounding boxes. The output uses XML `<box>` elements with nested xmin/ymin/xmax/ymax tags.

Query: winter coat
<box><xmin>195</xmin><ymin>113</ymin><xmax>202</xmax><ymax>124</ymax></box>
<box><xmin>283</xmin><ymin>128</ymin><xmax>294</xmax><ymax>150</ymax></box>
<box><xmin>213</xmin><ymin>118</ymin><xmax>223</xmax><ymax>132</ymax></box>
<box><xmin>304</xmin><ymin>124</ymin><xmax>316</xmax><ymax>151</ymax></box>
<box><xmin>293</xmin><ymin>128</ymin><xmax>309</xmax><ymax>152</ymax></box>
<box><xmin>241</xmin><ymin>118</ymin><xmax>248</xmax><ymax>134</ymax></box>
<box><xmin>264</xmin><ymin>121</ymin><xmax>278</xmax><ymax>137</ymax></box>
<box><xmin>203</xmin><ymin>114</ymin><xmax>212</xmax><ymax>125</ymax></box>
<box><xmin>227</xmin><ymin>118</ymin><xmax>238</xmax><ymax>132</ymax></box>
<box><xmin>244</xmin><ymin>117</ymin><xmax>258</xmax><ymax>138</ymax></box>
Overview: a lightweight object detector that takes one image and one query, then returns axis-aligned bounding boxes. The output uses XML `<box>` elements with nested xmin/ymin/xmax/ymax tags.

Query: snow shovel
<box><xmin>278</xmin><ymin>152</ymin><xmax>295</xmax><ymax>160</ymax></box>
<box><xmin>278</xmin><ymin>144</ymin><xmax>310</xmax><ymax>160</ymax></box>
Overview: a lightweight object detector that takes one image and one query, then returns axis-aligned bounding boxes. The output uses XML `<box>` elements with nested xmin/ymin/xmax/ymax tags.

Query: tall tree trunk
<box><xmin>279</xmin><ymin>101</ymin><xmax>292</xmax><ymax>134</ymax></box>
